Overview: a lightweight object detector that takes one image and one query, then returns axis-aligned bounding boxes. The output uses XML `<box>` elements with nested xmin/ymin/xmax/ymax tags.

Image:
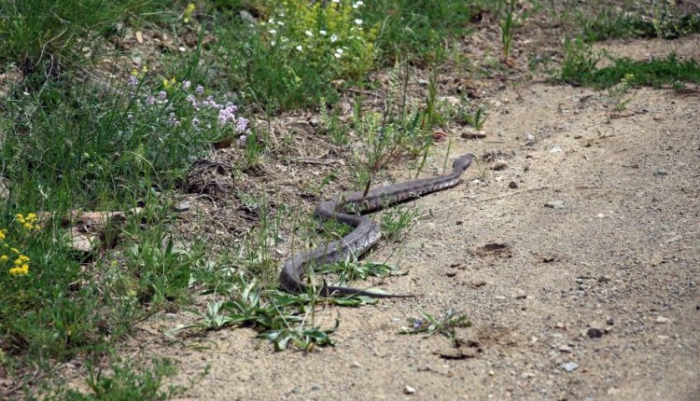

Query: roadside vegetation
<box><xmin>0</xmin><ymin>0</ymin><xmax>698</xmax><ymax>399</ymax></box>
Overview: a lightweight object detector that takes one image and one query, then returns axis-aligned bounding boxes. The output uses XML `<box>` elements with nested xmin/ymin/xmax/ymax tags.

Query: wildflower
<box><xmin>0</xmin><ymin>230</ymin><xmax>5</xmax><ymax>241</ymax></box>
<box><xmin>158</xmin><ymin>91</ymin><xmax>167</xmax><ymax>99</ymax></box>
<box><xmin>0</xmin><ymin>255</ymin><xmax>7</xmax><ymax>262</ymax></box>
<box><xmin>305</xmin><ymin>30</ymin><xmax>313</xmax><ymax>37</ymax></box>
<box><xmin>181</xmin><ymin>80</ymin><xmax>191</xmax><ymax>90</ymax></box>
<box><xmin>319</xmin><ymin>30</ymin><xmax>327</xmax><ymax>36</ymax></box>
<box><xmin>196</xmin><ymin>85</ymin><xmax>204</xmax><ymax>95</ymax></box>
<box><xmin>269</xmin><ymin>29</ymin><xmax>277</xmax><ymax>35</ymax></box>
<box><xmin>146</xmin><ymin>96</ymin><xmax>156</xmax><ymax>105</ymax></box>
<box><xmin>128</xmin><ymin>75</ymin><xmax>138</xmax><ymax>88</ymax></box>
<box><xmin>9</xmin><ymin>265</ymin><xmax>29</xmax><ymax>275</ymax></box>
<box><xmin>192</xmin><ymin>117</ymin><xmax>200</xmax><ymax>126</ymax></box>
<box><xmin>334</xmin><ymin>48</ymin><xmax>344</xmax><ymax>58</ymax></box>
<box><xmin>235</xmin><ymin>118</ymin><xmax>249</xmax><ymax>134</ymax></box>
<box><xmin>330</xmin><ymin>34</ymin><xmax>338</xmax><ymax>43</ymax></box>
<box><xmin>296</xmin><ymin>45</ymin><xmax>303</xmax><ymax>51</ymax></box>
<box><xmin>183</xmin><ymin>3</ymin><xmax>195</xmax><ymax>23</ymax></box>
<box><xmin>237</xmin><ymin>135</ymin><xmax>247</xmax><ymax>148</ymax></box>
<box><xmin>186</xmin><ymin>94</ymin><xmax>197</xmax><ymax>106</ymax></box>
<box><xmin>354</xmin><ymin>19</ymin><xmax>363</xmax><ymax>25</ymax></box>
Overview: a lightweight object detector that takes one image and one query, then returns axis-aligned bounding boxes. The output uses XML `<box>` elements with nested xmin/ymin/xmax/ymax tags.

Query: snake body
<box><xmin>279</xmin><ymin>154</ymin><xmax>475</xmax><ymax>298</ymax></box>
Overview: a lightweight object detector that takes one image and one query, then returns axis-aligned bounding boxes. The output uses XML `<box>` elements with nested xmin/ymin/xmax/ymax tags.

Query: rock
<box><xmin>587</xmin><ymin>327</ymin><xmax>604</xmax><ymax>339</ymax></box>
<box><xmin>174</xmin><ymin>201</ymin><xmax>191</xmax><ymax>212</ymax></box>
<box><xmin>562</xmin><ymin>362</ymin><xmax>579</xmax><ymax>372</ymax></box>
<box><xmin>559</xmin><ymin>345</ymin><xmax>573</xmax><ymax>353</ymax></box>
<box><xmin>545</xmin><ymin>200</ymin><xmax>565</xmax><ymax>209</ymax></box>
<box><xmin>461</xmin><ymin>129</ymin><xmax>487</xmax><ymax>139</ymax></box>
<box><xmin>509</xmin><ymin>180</ymin><xmax>518</xmax><ymax>189</ymax></box>
<box><xmin>417</xmin><ymin>79</ymin><xmax>429</xmax><ymax>87</ymax></box>
<box><xmin>492</xmin><ymin>160</ymin><xmax>508</xmax><ymax>170</ymax></box>
<box><xmin>526</xmin><ymin>133</ymin><xmax>535</xmax><ymax>142</ymax></box>
<box><xmin>655</xmin><ymin>168</ymin><xmax>668</xmax><ymax>176</ymax></box>
<box><xmin>550</xmin><ymin>146</ymin><xmax>562</xmax><ymax>153</ymax></box>
<box><xmin>655</xmin><ymin>316</ymin><xmax>670</xmax><ymax>324</ymax></box>
<box><xmin>239</xmin><ymin>10</ymin><xmax>258</xmax><ymax>24</ymax></box>
<box><xmin>404</xmin><ymin>385</ymin><xmax>416</xmax><ymax>394</ymax></box>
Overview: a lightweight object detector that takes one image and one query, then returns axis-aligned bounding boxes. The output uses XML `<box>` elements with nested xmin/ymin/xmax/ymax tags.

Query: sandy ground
<box><xmin>54</xmin><ymin>28</ymin><xmax>700</xmax><ymax>401</ymax></box>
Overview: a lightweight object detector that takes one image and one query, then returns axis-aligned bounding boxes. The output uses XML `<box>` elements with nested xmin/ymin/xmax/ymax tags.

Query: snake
<box><xmin>279</xmin><ymin>153</ymin><xmax>475</xmax><ymax>298</ymax></box>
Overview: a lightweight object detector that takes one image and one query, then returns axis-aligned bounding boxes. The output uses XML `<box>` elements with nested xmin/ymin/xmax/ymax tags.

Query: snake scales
<box><xmin>279</xmin><ymin>154</ymin><xmax>475</xmax><ymax>298</ymax></box>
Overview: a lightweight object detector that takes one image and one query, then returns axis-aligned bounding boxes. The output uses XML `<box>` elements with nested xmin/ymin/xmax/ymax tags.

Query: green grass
<box><xmin>576</xmin><ymin>6</ymin><xmax>700</xmax><ymax>42</ymax></box>
<box><xmin>560</xmin><ymin>38</ymin><xmax>700</xmax><ymax>89</ymax></box>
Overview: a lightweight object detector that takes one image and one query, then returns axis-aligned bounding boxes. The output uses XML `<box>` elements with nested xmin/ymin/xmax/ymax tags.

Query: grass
<box><xmin>560</xmin><ymin>37</ymin><xmax>700</xmax><ymax>89</ymax></box>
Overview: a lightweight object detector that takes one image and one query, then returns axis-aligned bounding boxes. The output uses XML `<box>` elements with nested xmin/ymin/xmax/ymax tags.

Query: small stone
<box><xmin>509</xmin><ymin>181</ymin><xmax>518</xmax><ymax>189</ymax></box>
<box><xmin>461</xmin><ymin>129</ymin><xmax>487</xmax><ymax>139</ymax></box>
<box><xmin>492</xmin><ymin>160</ymin><xmax>508</xmax><ymax>170</ymax></box>
<box><xmin>404</xmin><ymin>385</ymin><xmax>416</xmax><ymax>394</ymax></box>
<box><xmin>417</xmin><ymin>79</ymin><xmax>429</xmax><ymax>86</ymax></box>
<box><xmin>521</xmin><ymin>372</ymin><xmax>535</xmax><ymax>379</ymax></box>
<box><xmin>239</xmin><ymin>10</ymin><xmax>258</xmax><ymax>24</ymax></box>
<box><xmin>446</xmin><ymin>271</ymin><xmax>457</xmax><ymax>277</ymax></box>
<box><xmin>598</xmin><ymin>275</ymin><xmax>611</xmax><ymax>284</ymax></box>
<box><xmin>174</xmin><ymin>201</ymin><xmax>190</xmax><ymax>212</ymax></box>
<box><xmin>655</xmin><ymin>168</ymin><xmax>668</xmax><ymax>176</ymax></box>
<box><xmin>526</xmin><ymin>134</ymin><xmax>535</xmax><ymax>142</ymax></box>
<box><xmin>550</xmin><ymin>146</ymin><xmax>562</xmax><ymax>153</ymax></box>
<box><xmin>545</xmin><ymin>200</ymin><xmax>565</xmax><ymax>209</ymax></box>
<box><xmin>165</xmin><ymin>313</ymin><xmax>177</xmax><ymax>320</ymax></box>
<box><xmin>655</xmin><ymin>316</ymin><xmax>670</xmax><ymax>324</ymax></box>
<box><xmin>559</xmin><ymin>345</ymin><xmax>573</xmax><ymax>353</ymax></box>
<box><xmin>513</xmin><ymin>292</ymin><xmax>527</xmax><ymax>300</ymax></box>
<box><xmin>606</xmin><ymin>317</ymin><xmax>614</xmax><ymax>326</ymax></box>
<box><xmin>562</xmin><ymin>362</ymin><xmax>579</xmax><ymax>372</ymax></box>
<box><xmin>587</xmin><ymin>321</ymin><xmax>607</xmax><ymax>338</ymax></box>
<box><xmin>351</xmin><ymin>361</ymin><xmax>362</xmax><ymax>368</ymax></box>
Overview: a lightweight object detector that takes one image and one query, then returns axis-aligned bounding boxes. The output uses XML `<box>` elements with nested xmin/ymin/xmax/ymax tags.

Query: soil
<box><xmin>58</xmin><ymin>13</ymin><xmax>700</xmax><ymax>401</ymax></box>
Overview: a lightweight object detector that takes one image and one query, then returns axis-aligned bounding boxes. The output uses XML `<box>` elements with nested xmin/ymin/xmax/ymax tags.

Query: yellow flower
<box><xmin>184</xmin><ymin>3</ymin><xmax>196</xmax><ymax>23</ymax></box>
<box><xmin>9</xmin><ymin>265</ymin><xmax>28</xmax><ymax>276</ymax></box>
<box><xmin>0</xmin><ymin>230</ymin><xmax>5</xmax><ymax>241</ymax></box>
<box><xmin>0</xmin><ymin>255</ymin><xmax>8</xmax><ymax>262</ymax></box>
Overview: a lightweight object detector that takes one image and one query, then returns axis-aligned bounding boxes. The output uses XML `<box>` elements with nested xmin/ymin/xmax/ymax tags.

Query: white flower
<box><xmin>332</xmin><ymin>0</ymin><xmax>340</xmax><ymax>3</ymax></box>
<box><xmin>281</xmin><ymin>37</ymin><xmax>289</xmax><ymax>43</ymax></box>
<box><xmin>305</xmin><ymin>30</ymin><xmax>313</xmax><ymax>37</ymax></box>
<box><xmin>336</xmin><ymin>48</ymin><xmax>344</xmax><ymax>54</ymax></box>
<box><xmin>269</xmin><ymin>29</ymin><xmax>277</xmax><ymax>35</ymax></box>
<box><xmin>354</xmin><ymin>19</ymin><xmax>363</xmax><ymax>25</ymax></box>
<box><xmin>296</xmin><ymin>45</ymin><xmax>303</xmax><ymax>51</ymax></box>
<box><xmin>271</xmin><ymin>41</ymin><xmax>276</xmax><ymax>46</ymax></box>
<box><xmin>330</xmin><ymin>34</ymin><xmax>338</xmax><ymax>43</ymax></box>
<box><xmin>277</xmin><ymin>21</ymin><xmax>284</xmax><ymax>26</ymax></box>
<box><xmin>352</xmin><ymin>1</ymin><xmax>364</xmax><ymax>8</ymax></box>
<box><xmin>319</xmin><ymin>30</ymin><xmax>327</xmax><ymax>36</ymax></box>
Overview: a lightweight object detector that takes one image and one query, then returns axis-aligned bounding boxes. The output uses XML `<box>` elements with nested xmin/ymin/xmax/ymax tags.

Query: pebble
<box><xmin>526</xmin><ymin>134</ymin><xmax>536</xmax><ymax>142</ymax></box>
<box><xmin>655</xmin><ymin>316</ymin><xmax>670</xmax><ymax>324</ymax></box>
<box><xmin>351</xmin><ymin>361</ymin><xmax>362</xmax><ymax>368</ymax></box>
<box><xmin>404</xmin><ymin>385</ymin><xmax>416</xmax><ymax>394</ymax></box>
<box><xmin>655</xmin><ymin>168</ymin><xmax>668</xmax><ymax>176</ymax></box>
<box><xmin>492</xmin><ymin>160</ymin><xmax>508</xmax><ymax>170</ymax></box>
<box><xmin>559</xmin><ymin>345</ymin><xmax>573</xmax><ymax>353</ymax></box>
<box><xmin>562</xmin><ymin>362</ymin><xmax>579</xmax><ymax>372</ymax></box>
<box><xmin>545</xmin><ymin>200</ymin><xmax>565</xmax><ymax>209</ymax></box>
<box><xmin>174</xmin><ymin>201</ymin><xmax>190</xmax><ymax>212</ymax></box>
<box><xmin>509</xmin><ymin>181</ymin><xmax>518</xmax><ymax>189</ymax></box>
<box><xmin>550</xmin><ymin>146</ymin><xmax>562</xmax><ymax>153</ymax></box>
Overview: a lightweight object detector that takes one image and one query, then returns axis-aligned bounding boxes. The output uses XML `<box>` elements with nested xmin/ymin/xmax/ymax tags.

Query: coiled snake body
<box><xmin>279</xmin><ymin>154</ymin><xmax>474</xmax><ymax>298</ymax></box>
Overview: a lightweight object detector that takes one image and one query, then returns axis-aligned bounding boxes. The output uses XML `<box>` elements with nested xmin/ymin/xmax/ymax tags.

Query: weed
<box><xmin>52</xmin><ymin>358</ymin><xmax>190</xmax><ymax>401</ymax></box>
<box><xmin>559</xmin><ymin>40</ymin><xmax>700</xmax><ymax>89</ymax></box>
<box><xmin>500</xmin><ymin>0</ymin><xmax>518</xmax><ymax>60</ymax></box>
<box><xmin>399</xmin><ymin>308</ymin><xmax>471</xmax><ymax>345</ymax></box>
<box><xmin>380</xmin><ymin>206</ymin><xmax>420</xmax><ymax>242</ymax></box>
<box><xmin>460</xmin><ymin>106</ymin><xmax>487</xmax><ymax>131</ymax></box>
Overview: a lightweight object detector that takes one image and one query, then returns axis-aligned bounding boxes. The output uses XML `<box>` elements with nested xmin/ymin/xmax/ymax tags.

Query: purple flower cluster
<box><xmin>125</xmin><ymin>77</ymin><xmax>250</xmax><ymax>147</ymax></box>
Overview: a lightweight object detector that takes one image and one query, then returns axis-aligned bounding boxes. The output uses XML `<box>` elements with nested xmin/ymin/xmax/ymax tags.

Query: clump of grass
<box><xmin>48</xmin><ymin>358</ymin><xmax>192</xmax><ymax>401</ymax></box>
<box><xmin>560</xmin><ymin>38</ymin><xmax>700</xmax><ymax>89</ymax></box>
<box><xmin>399</xmin><ymin>308</ymin><xmax>471</xmax><ymax>345</ymax></box>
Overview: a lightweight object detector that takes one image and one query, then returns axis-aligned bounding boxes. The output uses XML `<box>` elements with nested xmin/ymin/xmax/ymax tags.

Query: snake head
<box><xmin>453</xmin><ymin>153</ymin><xmax>475</xmax><ymax>172</ymax></box>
